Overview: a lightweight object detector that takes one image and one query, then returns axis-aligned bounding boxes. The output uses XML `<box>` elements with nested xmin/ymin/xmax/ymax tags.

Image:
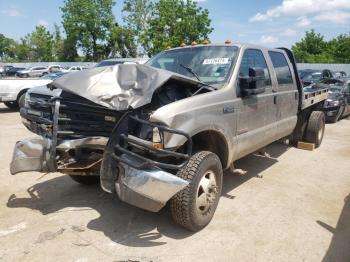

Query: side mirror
<box><xmin>239</xmin><ymin>67</ymin><xmax>266</xmax><ymax>96</ymax></box>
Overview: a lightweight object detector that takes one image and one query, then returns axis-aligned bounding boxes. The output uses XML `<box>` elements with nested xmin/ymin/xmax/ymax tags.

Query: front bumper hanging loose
<box><xmin>100</xmin><ymin>113</ymin><xmax>192</xmax><ymax>212</ymax></box>
<box><xmin>11</xmin><ymin>102</ymin><xmax>193</xmax><ymax>213</ymax></box>
<box><xmin>10</xmin><ymin>98</ymin><xmax>61</xmax><ymax>175</ymax></box>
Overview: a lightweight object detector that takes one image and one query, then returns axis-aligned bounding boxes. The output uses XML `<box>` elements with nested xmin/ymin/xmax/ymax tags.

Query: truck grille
<box><xmin>22</xmin><ymin>90</ymin><xmax>122</xmax><ymax>139</ymax></box>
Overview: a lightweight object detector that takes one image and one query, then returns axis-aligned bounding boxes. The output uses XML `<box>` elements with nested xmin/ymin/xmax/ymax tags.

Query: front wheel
<box><xmin>170</xmin><ymin>151</ymin><xmax>223</xmax><ymax>231</ymax></box>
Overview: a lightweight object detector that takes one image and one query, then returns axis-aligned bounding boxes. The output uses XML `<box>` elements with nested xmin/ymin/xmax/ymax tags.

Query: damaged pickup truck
<box><xmin>11</xmin><ymin>44</ymin><xmax>329</xmax><ymax>231</ymax></box>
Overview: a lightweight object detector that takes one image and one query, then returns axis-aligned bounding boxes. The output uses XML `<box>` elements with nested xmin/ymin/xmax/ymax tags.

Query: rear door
<box><xmin>235</xmin><ymin>48</ymin><xmax>276</xmax><ymax>159</ymax></box>
<box><xmin>268</xmin><ymin>51</ymin><xmax>298</xmax><ymax>138</ymax></box>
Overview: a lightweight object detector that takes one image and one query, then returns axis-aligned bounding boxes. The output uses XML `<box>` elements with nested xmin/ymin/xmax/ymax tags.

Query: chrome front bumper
<box><xmin>11</xmin><ymin>136</ymin><xmax>188</xmax><ymax>212</ymax></box>
<box><xmin>10</xmin><ymin>136</ymin><xmax>55</xmax><ymax>175</ymax></box>
<box><xmin>115</xmin><ymin>155</ymin><xmax>189</xmax><ymax>212</ymax></box>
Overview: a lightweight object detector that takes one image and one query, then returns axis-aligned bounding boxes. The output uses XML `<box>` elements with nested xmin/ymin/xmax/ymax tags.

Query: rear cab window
<box><xmin>268</xmin><ymin>51</ymin><xmax>293</xmax><ymax>86</ymax></box>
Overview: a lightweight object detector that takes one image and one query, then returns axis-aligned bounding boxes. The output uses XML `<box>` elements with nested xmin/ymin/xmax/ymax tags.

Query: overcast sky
<box><xmin>0</xmin><ymin>0</ymin><xmax>349</xmax><ymax>48</ymax></box>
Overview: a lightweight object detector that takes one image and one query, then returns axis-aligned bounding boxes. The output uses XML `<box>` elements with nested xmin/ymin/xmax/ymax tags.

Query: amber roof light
<box><xmin>191</xmin><ymin>41</ymin><xmax>197</xmax><ymax>46</ymax></box>
<box><xmin>180</xmin><ymin>42</ymin><xmax>186</xmax><ymax>47</ymax></box>
<box><xmin>225</xmin><ymin>40</ymin><xmax>232</xmax><ymax>44</ymax></box>
<box><xmin>203</xmin><ymin>39</ymin><xmax>209</xmax><ymax>45</ymax></box>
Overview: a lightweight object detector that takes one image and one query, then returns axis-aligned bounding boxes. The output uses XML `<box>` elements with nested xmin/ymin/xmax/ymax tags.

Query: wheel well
<box><xmin>16</xmin><ymin>89</ymin><xmax>28</xmax><ymax>102</ymax></box>
<box><xmin>190</xmin><ymin>130</ymin><xmax>229</xmax><ymax>169</ymax></box>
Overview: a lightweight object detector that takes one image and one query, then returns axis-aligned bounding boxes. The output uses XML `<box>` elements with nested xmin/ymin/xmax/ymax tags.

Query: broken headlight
<box><xmin>152</xmin><ymin>127</ymin><xmax>163</xmax><ymax>149</ymax></box>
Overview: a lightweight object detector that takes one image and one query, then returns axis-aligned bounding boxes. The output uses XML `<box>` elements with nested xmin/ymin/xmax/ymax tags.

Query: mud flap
<box><xmin>10</xmin><ymin>136</ymin><xmax>56</xmax><ymax>175</ymax></box>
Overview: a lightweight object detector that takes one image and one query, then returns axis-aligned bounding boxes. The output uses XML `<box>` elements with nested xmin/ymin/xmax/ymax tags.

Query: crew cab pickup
<box><xmin>10</xmin><ymin>44</ymin><xmax>328</xmax><ymax>231</ymax></box>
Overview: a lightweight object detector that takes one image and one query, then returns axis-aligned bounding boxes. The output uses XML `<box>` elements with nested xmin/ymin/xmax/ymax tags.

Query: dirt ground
<box><xmin>0</xmin><ymin>103</ymin><xmax>349</xmax><ymax>262</ymax></box>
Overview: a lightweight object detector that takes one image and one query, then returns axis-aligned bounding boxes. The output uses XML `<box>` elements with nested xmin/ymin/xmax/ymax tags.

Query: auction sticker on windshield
<box><xmin>203</xmin><ymin>58</ymin><xmax>229</xmax><ymax>65</ymax></box>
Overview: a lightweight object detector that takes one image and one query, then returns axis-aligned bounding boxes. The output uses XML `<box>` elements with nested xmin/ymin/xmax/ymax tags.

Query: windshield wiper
<box><xmin>179</xmin><ymin>64</ymin><xmax>217</xmax><ymax>92</ymax></box>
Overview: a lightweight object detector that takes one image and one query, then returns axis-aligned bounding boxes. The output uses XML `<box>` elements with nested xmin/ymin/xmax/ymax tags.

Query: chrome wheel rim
<box><xmin>196</xmin><ymin>170</ymin><xmax>217</xmax><ymax>214</ymax></box>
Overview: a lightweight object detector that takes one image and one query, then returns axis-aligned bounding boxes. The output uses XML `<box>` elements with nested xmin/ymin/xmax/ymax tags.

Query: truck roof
<box><xmin>167</xmin><ymin>43</ymin><xmax>288</xmax><ymax>53</ymax></box>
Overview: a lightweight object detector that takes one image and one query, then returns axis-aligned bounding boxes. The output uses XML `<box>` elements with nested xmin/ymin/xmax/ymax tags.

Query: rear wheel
<box><xmin>170</xmin><ymin>151</ymin><xmax>223</xmax><ymax>231</ymax></box>
<box><xmin>69</xmin><ymin>175</ymin><xmax>100</xmax><ymax>185</ymax></box>
<box><xmin>305</xmin><ymin>111</ymin><xmax>325</xmax><ymax>148</ymax></box>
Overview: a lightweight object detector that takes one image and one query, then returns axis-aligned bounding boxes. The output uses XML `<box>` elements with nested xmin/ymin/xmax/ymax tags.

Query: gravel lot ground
<box><xmin>0</xmin><ymin>103</ymin><xmax>349</xmax><ymax>262</ymax></box>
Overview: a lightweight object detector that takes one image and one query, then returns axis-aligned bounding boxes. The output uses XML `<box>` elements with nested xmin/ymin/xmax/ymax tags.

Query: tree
<box><xmin>18</xmin><ymin>25</ymin><xmax>55</xmax><ymax>62</ymax></box>
<box><xmin>53</xmin><ymin>24</ymin><xmax>65</xmax><ymax>61</ymax></box>
<box><xmin>0</xmin><ymin>34</ymin><xmax>16</xmax><ymax>61</ymax></box>
<box><xmin>292</xmin><ymin>30</ymin><xmax>332</xmax><ymax>63</ymax></box>
<box><xmin>61</xmin><ymin>0</ymin><xmax>116</xmax><ymax>61</ymax></box>
<box><xmin>107</xmin><ymin>23</ymin><xmax>137</xmax><ymax>58</ymax></box>
<box><xmin>328</xmin><ymin>34</ymin><xmax>350</xmax><ymax>64</ymax></box>
<box><xmin>141</xmin><ymin>0</ymin><xmax>213</xmax><ymax>57</ymax></box>
<box><xmin>61</xmin><ymin>36</ymin><xmax>79</xmax><ymax>61</ymax></box>
<box><xmin>122</xmin><ymin>0</ymin><xmax>152</xmax><ymax>54</ymax></box>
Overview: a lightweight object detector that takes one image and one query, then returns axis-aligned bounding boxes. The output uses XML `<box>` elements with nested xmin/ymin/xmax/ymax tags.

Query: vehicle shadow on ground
<box><xmin>0</xmin><ymin>107</ymin><xmax>18</xmax><ymax>113</ymax></box>
<box><xmin>222</xmin><ymin>142</ymin><xmax>289</xmax><ymax>197</ymax></box>
<box><xmin>318</xmin><ymin>194</ymin><xmax>350</xmax><ymax>262</ymax></box>
<box><xmin>6</xmin><ymin>142</ymin><xmax>289</xmax><ymax>247</ymax></box>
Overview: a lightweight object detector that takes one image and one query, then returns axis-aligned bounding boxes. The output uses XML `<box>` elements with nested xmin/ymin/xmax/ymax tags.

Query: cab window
<box><xmin>239</xmin><ymin>49</ymin><xmax>272</xmax><ymax>87</ymax></box>
<box><xmin>268</xmin><ymin>51</ymin><xmax>293</xmax><ymax>85</ymax></box>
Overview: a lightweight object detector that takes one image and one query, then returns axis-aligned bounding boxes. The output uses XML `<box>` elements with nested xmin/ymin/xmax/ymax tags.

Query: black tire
<box><xmin>69</xmin><ymin>175</ymin><xmax>100</xmax><ymax>185</ymax></box>
<box><xmin>305</xmin><ymin>111</ymin><xmax>325</xmax><ymax>148</ymax></box>
<box><xmin>170</xmin><ymin>151</ymin><xmax>223</xmax><ymax>231</ymax></box>
<box><xmin>4</xmin><ymin>101</ymin><xmax>19</xmax><ymax>109</ymax></box>
<box><xmin>17</xmin><ymin>92</ymin><xmax>26</xmax><ymax>109</ymax></box>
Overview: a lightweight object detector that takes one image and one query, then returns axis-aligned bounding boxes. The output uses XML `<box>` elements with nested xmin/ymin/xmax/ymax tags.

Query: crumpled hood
<box><xmin>51</xmin><ymin>64</ymin><xmax>199</xmax><ymax>111</ymax></box>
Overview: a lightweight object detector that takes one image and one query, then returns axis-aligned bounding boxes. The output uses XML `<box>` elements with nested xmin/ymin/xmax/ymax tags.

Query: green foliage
<box><xmin>61</xmin><ymin>0</ymin><xmax>116</xmax><ymax>61</ymax></box>
<box><xmin>122</xmin><ymin>0</ymin><xmax>152</xmax><ymax>54</ymax></box>
<box><xmin>140</xmin><ymin>0</ymin><xmax>213</xmax><ymax>57</ymax></box>
<box><xmin>53</xmin><ymin>24</ymin><xmax>65</xmax><ymax>61</ymax></box>
<box><xmin>0</xmin><ymin>34</ymin><xmax>16</xmax><ymax>61</ymax></box>
<box><xmin>16</xmin><ymin>26</ymin><xmax>54</xmax><ymax>62</ymax></box>
<box><xmin>292</xmin><ymin>30</ymin><xmax>350</xmax><ymax>63</ymax></box>
<box><xmin>107</xmin><ymin>23</ymin><xmax>137</xmax><ymax>58</ymax></box>
<box><xmin>328</xmin><ymin>34</ymin><xmax>350</xmax><ymax>64</ymax></box>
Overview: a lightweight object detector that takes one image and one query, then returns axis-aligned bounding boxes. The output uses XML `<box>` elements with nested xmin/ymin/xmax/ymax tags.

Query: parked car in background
<box><xmin>16</xmin><ymin>65</ymin><xmax>62</xmax><ymax>78</ymax></box>
<box><xmin>17</xmin><ymin>66</ymin><xmax>49</xmax><ymax>78</ymax></box>
<box><xmin>0</xmin><ymin>65</ymin><xmax>14</xmax><ymax>77</ymax></box>
<box><xmin>95</xmin><ymin>58</ymin><xmax>148</xmax><ymax>67</ymax></box>
<box><xmin>3</xmin><ymin>65</ymin><xmax>14</xmax><ymax>75</ymax></box>
<box><xmin>0</xmin><ymin>67</ymin><xmax>4</xmax><ymax>77</ymax></box>
<box><xmin>61</xmin><ymin>66</ymin><xmax>86</xmax><ymax>73</ymax></box>
<box><xmin>0</xmin><ymin>72</ymin><xmax>66</xmax><ymax>109</ymax></box>
<box><xmin>299</xmin><ymin>69</ymin><xmax>334</xmax><ymax>86</ymax></box>
<box><xmin>323</xmin><ymin>78</ymin><xmax>350</xmax><ymax>122</ymax></box>
<box><xmin>334</xmin><ymin>71</ymin><xmax>347</xmax><ymax>79</ymax></box>
<box><xmin>47</xmin><ymin>65</ymin><xmax>63</xmax><ymax>74</ymax></box>
<box><xmin>6</xmin><ymin>67</ymin><xmax>26</xmax><ymax>77</ymax></box>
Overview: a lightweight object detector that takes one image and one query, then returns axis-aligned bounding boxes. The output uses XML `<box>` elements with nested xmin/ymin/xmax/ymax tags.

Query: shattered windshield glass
<box><xmin>147</xmin><ymin>46</ymin><xmax>238</xmax><ymax>86</ymax></box>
